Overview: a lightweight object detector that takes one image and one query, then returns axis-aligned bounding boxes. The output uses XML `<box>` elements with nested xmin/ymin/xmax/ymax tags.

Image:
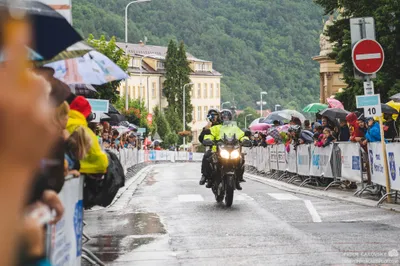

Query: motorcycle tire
<box><xmin>225</xmin><ymin>175</ymin><xmax>235</xmax><ymax>207</ymax></box>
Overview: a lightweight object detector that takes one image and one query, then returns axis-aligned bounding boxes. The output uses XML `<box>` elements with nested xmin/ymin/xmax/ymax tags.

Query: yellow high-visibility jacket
<box><xmin>67</xmin><ymin>110</ymin><xmax>109</xmax><ymax>174</ymax></box>
<box><xmin>204</xmin><ymin>124</ymin><xmax>249</xmax><ymax>151</ymax></box>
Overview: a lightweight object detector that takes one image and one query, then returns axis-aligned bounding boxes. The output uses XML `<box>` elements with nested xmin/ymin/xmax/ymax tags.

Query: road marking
<box><xmin>235</xmin><ymin>193</ymin><xmax>254</xmax><ymax>201</ymax></box>
<box><xmin>178</xmin><ymin>194</ymin><xmax>204</xmax><ymax>202</ymax></box>
<box><xmin>304</xmin><ymin>200</ymin><xmax>322</xmax><ymax>223</ymax></box>
<box><xmin>267</xmin><ymin>193</ymin><xmax>301</xmax><ymax>201</ymax></box>
<box><xmin>356</xmin><ymin>53</ymin><xmax>381</xmax><ymax>60</ymax></box>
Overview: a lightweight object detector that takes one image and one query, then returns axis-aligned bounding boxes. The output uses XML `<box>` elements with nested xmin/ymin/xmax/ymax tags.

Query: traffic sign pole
<box><xmin>351</xmin><ymin>18</ymin><xmax>391</xmax><ymax>202</ymax></box>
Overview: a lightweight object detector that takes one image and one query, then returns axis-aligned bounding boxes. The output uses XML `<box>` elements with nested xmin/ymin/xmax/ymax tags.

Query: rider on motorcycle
<box><xmin>203</xmin><ymin>109</ymin><xmax>249</xmax><ymax>190</ymax></box>
<box><xmin>199</xmin><ymin>108</ymin><xmax>222</xmax><ymax>188</ymax></box>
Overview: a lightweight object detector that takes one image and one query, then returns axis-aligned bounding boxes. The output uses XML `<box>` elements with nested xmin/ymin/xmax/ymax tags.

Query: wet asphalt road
<box><xmin>84</xmin><ymin>163</ymin><xmax>400</xmax><ymax>266</ymax></box>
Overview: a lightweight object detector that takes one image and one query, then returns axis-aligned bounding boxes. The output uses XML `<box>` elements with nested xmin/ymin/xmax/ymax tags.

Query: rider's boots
<box><xmin>236</xmin><ymin>180</ymin><xmax>242</xmax><ymax>190</ymax></box>
<box><xmin>199</xmin><ymin>175</ymin><xmax>206</xmax><ymax>185</ymax></box>
<box><xmin>206</xmin><ymin>178</ymin><xmax>213</xmax><ymax>188</ymax></box>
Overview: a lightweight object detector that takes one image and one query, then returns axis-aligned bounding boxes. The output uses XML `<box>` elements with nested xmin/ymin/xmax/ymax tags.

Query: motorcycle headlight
<box><xmin>220</xmin><ymin>149</ymin><xmax>230</xmax><ymax>159</ymax></box>
<box><xmin>230</xmin><ymin>150</ymin><xmax>240</xmax><ymax>159</ymax></box>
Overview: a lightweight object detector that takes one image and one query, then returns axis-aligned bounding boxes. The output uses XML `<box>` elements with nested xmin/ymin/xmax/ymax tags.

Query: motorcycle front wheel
<box><xmin>224</xmin><ymin>175</ymin><xmax>235</xmax><ymax>207</ymax></box>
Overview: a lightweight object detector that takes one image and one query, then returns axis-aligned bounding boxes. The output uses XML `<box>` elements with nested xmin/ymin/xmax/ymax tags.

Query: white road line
<box><xmin>235</xmin><ymin>193</ymin><xmax>254</xmax><ymax>201</ymax></box>
<box><xmin>267</xmin><ymin>193</ymin><xmax>301</xmax><ymax>201</ymax></box>
<box><xmin>178</xmin><ymin>194</ymin><xmax>204</xmax><ymax>202</ymax></box>
<box><xmin>356</xmin><ymin>53</ymin><xmax>381</xmax><ymax>60</ymax></box>
<box><xmin>304</xmin><ymin>200</ymin><xmax>322</xmax><ymax>223</ymax></box>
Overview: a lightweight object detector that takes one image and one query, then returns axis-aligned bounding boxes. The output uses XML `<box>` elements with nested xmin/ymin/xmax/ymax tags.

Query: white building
<box><xmin>116</xmin><ymin>42</ymin><xmax>222</xmax><ymax>145</ymax></box>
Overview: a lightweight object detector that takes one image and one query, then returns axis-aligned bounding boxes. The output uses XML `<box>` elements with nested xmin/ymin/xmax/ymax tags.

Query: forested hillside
<box><xmin>72</xmin><ymin>0</ymin><xmax>324</xmax><ymax>110</ymax></box>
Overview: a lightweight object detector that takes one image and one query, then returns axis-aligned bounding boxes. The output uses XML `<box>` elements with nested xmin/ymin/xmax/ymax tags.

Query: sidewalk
<box><xmin>245</xmin><ymin>170</ymin><xmax>400</xmax><ymax>213</ymax></box>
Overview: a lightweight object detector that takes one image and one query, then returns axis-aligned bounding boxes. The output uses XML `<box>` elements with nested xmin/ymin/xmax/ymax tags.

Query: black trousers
<box><xmin>201</xmin><ymin>150</ymin><xmax>213</xmax><ymax>178</ymax></box>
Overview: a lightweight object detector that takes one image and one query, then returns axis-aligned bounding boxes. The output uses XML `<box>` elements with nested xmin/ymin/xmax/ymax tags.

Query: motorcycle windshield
<box><xmin>219</xmin><ymin>121</ymin><xmax>239</xmax><ymax>141</ymax></box>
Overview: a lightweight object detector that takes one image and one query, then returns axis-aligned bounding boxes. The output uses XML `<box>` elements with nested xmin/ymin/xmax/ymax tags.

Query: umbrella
<box><xmin>277</xmin><ymin>124</ymin><xmax>290</xmax><ymax>133</ymax></box>
<box><xmin>381</xmin><ymin>103</ymin><xmax>399</xmax><ymax>114</ymax></box>
<box><xmin>44</xmin><ymin>42</ymin><xmax>93</xmax><ymax>63</ymax></box>
<box><xmin>319</xmin><ymin>108</ymin><xmax>350</xmax><ymax>120</ymax></box>
<box><xmin>100</xmin><ymin>113</ymin><xmax>111</xmax><ymax>122</ymax></box>
<box><xmin>389</xmin><ymin>93</ymin><xmax>400</xmax><ymax>102</ymax></box>
<box><xmin>112</xmin><ymin>126</ymin><xmax>130</xmax><ymax>136</ymax></box>
<box><xmin>45</xmin><ymin>51</ymin><xmax>129</xmax><ymax>85</ymax></box>
<box><xmin>0</xmin><ymin>1</ymin><xmax>82</xmax><ymax>60</ymax></box>
<box><xmin>108</xmin><ymin>114</ymin><xmax>127</xmax><ymax>126</ymax></box>
<box><xmin>108</xmin><ymin>104</ymin><xmax>120</xmax><ymax>115</ymax></box>
<box><xmin>266</xmin><ymin>109</ymin><xmax>306</xmax><ymax>123</ymax></box>
<box><xmin>249</xmin><ymin>123</ymin><xmax>271</xmax><ymax>134</ymax></box>
<box><xmin>33</xmin><ymin>67</ymin><xmax>71</xmax><ymax>105</ymax></box>
<box><xmin>326</xmin><ymin>98</ymin><xmax>344</xmax><ymax>109</ymax></box>
<box><xmin>119</xmin><ymin>121</ymin><xmax>138</xmax><ymax>130</ymax></box>
<box><xmin>302</xmin><ymin>103</ymin><xmax>328</xmax><ymax>113</ymax></box>
<box><xmin>69</xmin><ymin>84</ymin><xmax>97</xmax><ymax>96</ymax></box>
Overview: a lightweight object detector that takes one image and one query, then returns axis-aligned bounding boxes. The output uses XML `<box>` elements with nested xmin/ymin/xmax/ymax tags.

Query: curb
<box><xmin>245</xmin><ymin>172</ymin><xmax>400</xmax><ymax>213</ymax></box>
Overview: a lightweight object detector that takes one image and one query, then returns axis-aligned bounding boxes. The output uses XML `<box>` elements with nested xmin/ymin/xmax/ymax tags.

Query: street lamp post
<box><xmin>245</xmin><ymin>114</ymin><xmax>253</xmax><ymax>129</ymax></box>
<box><xmin>221</xmin><ymin>101</ymin><xmax>231</xmax><ymax>110</ymax></box>
<box><xmin>124</xmin><ymin>0</ymin><xmax>151</xmax><ymax>110</ymax></box>
<box><xmin>260</xmin><ymin>91</ymin><xmax>268</xmax><ymax>117</ymax></box>
<box><xmin>183</xmin><ymin>82</ymin><xmax>194</xmax><ymax>152</ymax></box>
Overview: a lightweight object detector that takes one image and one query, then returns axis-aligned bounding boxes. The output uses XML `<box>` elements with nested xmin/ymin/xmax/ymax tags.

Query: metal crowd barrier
<box><xmin>45</xmin><ymin>148</ymin><xmax>205</xmax><ymax>266</ymax></box>
<box><xmin>245</xmin><ymin>141</ymin><xmax>400</xmax><ymax>206</ymax></box>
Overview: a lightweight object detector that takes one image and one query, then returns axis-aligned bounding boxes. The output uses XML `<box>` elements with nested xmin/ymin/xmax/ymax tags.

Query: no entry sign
<box><xmin>352</xmin><ymin>39</ymin><xmax>384</xmax><ymax>75</ymax></box>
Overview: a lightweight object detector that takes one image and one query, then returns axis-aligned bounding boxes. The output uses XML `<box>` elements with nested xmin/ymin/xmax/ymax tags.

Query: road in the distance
<box><xmin>84</xmin><ymin>163</ymin><xmax>400</xmax><ymax>266</ymax></box>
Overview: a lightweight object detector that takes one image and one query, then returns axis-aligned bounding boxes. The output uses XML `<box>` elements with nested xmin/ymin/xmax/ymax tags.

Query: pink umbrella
<box><xmin>277</xmin><ymin>124</ymin><xmax>290</xmax><ymax>133</ymax></box>
<box><xmin>249</xmin><ymin>123</ymin><xmax>271</xmax><ymax>134</ymax></box>
<box><xmin>327</xmin><ymin>98</ymin><xmax>344</xmax><ymax>110</ymax></box>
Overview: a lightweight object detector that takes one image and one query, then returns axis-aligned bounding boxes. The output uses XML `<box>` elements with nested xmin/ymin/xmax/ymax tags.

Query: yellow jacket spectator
<box><xmin>67</xmin><ymin>96</ymin><xmax>109</xmax><ymax>174</ymax></box>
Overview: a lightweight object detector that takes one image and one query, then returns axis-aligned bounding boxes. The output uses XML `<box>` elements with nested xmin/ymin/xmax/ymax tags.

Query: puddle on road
<box><xmin>86</xmin><ymin>212</ymin><xmax>166</xmax><ymax>262</ymax></box>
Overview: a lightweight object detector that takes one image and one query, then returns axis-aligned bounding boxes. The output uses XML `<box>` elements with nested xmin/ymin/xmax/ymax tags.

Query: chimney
<box><xmin>139</xmin><ymin>40</ymin><xmax>145</xmax><ymax>46</ymax></box>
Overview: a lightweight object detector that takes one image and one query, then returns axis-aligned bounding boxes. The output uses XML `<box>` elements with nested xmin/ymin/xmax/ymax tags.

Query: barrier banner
<box><xmin>155</xmin><ymin>150</ymin><xmax>168</xmax><ymax>161</ymax></box>
<box><xmin>368</xmin><ymin>142</ymin><xmax>387</xmax><ymax>187</ymax></box>
<box><xmin>264</xmin><ymin>146</ymin><xmax>271</xmax><ymax>172</ymax></box>
<box><xmin>256</xmin><ymin>147</ymin><xmax>264</xmax><ymax>172</ymax></box>
<box><xmin>192</xmin><ymin>152</ymin><xmax>204</xmax><ymax>162</ymax></box>
<box><xmin>138</xmin><ymin>150</ymin><xmax>144</xmax><ymax>163</ymax></box>
<box><xmin>297</xmin><ymin>145</ymin><xmax>310</xmax><ymax>176</ymax></box>
<box><xmin>338</xmin><ymin>142</ymin><xmax>362</xmax><ymax>182</ymax></box>
<box><xmin>50</xmin><ymin>177</ymin><xmax>84</xmax><ymax>266</ymax></box>
<box><xmin>270</xmin><ymin>145</ymin><xmax>278</xmax><ymax>170</ymax></box>
<box><xmin>310</xmin><ymin>145</ymin><xmax>333</xmax><ymax>177</ymax></box>
<box><xmin>251</xmin><ymin>148</ymin><xmax>257</xmax><ymax>167</ymax></box>
<box><xmin>287</xmin><ymin>144</ymin><xmax>297</xmax><ymax>173</ymax></box>
<box><xmin>277</xmin><ymin>144</ymin><xmax>287</xmax><ymax>171</ymax></box>
<box><xmin>386</xmin><ymin>143</ymin><xmax>400</xmax><ymax>190</ymax></box>
<box><xmin>176</xmin><ymin>151</ymin><xmax>188</xmax><ymax>161</ymax></box>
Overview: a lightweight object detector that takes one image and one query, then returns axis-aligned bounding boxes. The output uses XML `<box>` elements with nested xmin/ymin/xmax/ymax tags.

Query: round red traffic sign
<box><xmin>352</xmin><ymin>39</ymin><xmax>385</xmax><ymax>75</ymax></box>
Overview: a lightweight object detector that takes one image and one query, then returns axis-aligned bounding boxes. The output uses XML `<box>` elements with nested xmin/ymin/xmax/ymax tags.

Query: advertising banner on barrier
<box><xmin>310</xmin><ymin>145</ymin><xmax>333</xmax><ymax>177</ymax></box>
<box><xmin>277</xmin><ymin>144</ymin><xmax>287</xmax><ymax>171</ymax></box>
<box><xmin>270</xmin><ymin>145</ymin><xmax>278</xmax><ymax>170</ymax></box>
<box><xmin>287</xmin><ymin>144</ymin><xmax>297</xmax><ymax>173</ymax></box>
<box><xmin>386</xmin><ymin>143</ymin><xmax>400</xmax><ymax>190</ymax></box>
<box><xmin>297</xmin><ymin>144</ymin><xmax>310</xmax><ymax>175</ymax></box>
<box><xmin>368</xmin><ymin>142</ymin><xmax>387</xmax><ymax>187</ymax></box>
<box><xmin>50</xmin><ymin>177</ymin><xmax>84</xmax><ymax>266</ymax></box>
<box><xmin>256</xmin><ymin>147</ymin><xmax>264</xmax><ymax>172</ymax></box>
<box><xmin>338</xmin><ymin>143</ymin><xmax>362</xmax><ymax>182</ymax></box>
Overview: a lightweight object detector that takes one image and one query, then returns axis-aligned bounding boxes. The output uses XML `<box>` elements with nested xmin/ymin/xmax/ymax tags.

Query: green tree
<box><xmin>165</xmin><ymin>107</ymin><xmax>183</xmax><ymax>143</ymax></box>
<box><xmin>86</xmin><ymin>34</ymin><xmax>129</xmax><ymax>103</ymax></box>
<box><xmin>163</xmin><ymin>40</ymin><xmax>178</xmax><ymax>106</ymax></box>
<box><xmin>153</xmin><ymin>106</ymin><xmax>171</xmax><ymax>141</ymax></box>
<box><xmin>236</xmin><ymin>107</ymin><xmax>260</xmax><ymax>128</ymax></box>
<box><xmin>176</xmin><ymin>41</ymin><xmax>193</xmax><ymax>127</ymax></box>
<box><xmin>314</xmin><ymin>1</ymin><xmax>400</xmax><ymax>110</ymax></box>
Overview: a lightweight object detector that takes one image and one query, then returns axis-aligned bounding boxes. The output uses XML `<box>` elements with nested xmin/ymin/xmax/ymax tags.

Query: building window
<box><xmin>197</xmin><ymin>83</ymin><xmax>201</xmax><ymax>98</ymax></box>
<box><xmin>132</xmin><ymin>86</ymin><xmax>136</xmax><ymax>99</ymax></box>
<box><xmin>157</xmin><ymin>61</ymin><xmax>165</xmax><ymax>69</ymax></box>
<box><xmin>132</xmin><ymin>58</ymin><xmax>141</xmax><ymax>68</ymax></box>
<box><xmin>197</xmin><ymin>106</ymin><xmax>202</xmax><ymax>121</ymax></box>
<box><xmin>152</xmin><ymin>82</ymin><xmax>156</xmax><ymax>99</ymax></box>
<box><xmin>203</xmin><ymin>83</ymin><xmax>208</xmax><ymax>98</ymax></box>
<box><xmin>210</xmin><ymin>84</ymin><xmax>214</xmax><ymax>98</ymax></box>
<box><xmin>204</xmin><ymin>106</ymin><xmax>208</xmax><ymax>120</ymax></box>
<box><xmin>216</xmin><ymin>83</ymin><xmax>220</xmax><ymax>97</ymax></box>
<box><xmin>142</xmin><ymin>85</ymin><xmax>146</xmax><ymax>99</ymax></box>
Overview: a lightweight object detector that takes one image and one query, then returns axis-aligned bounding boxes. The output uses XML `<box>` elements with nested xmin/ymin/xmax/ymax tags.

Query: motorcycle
<box><xmin>203</xmin><ymin>121</ymin><xmax>251</xmax><ymax>207</ymax></box>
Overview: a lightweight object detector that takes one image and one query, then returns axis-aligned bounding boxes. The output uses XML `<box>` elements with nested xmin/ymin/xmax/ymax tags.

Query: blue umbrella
<box><xmin>45</xmin><ymin>51</ymin><xmax>128</xmax><ymax>85</ymax></box>
<box><xmin>0</xmin><ymin>1</ymin><xmax>82</xmax><ymax>60</ymax></box>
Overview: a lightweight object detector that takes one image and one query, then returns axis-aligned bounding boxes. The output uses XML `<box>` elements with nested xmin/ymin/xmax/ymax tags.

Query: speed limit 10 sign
<box><xmin>356</xmin><ymin>94</ymin><xmax>382</xmax><ymax>118</ymax></box>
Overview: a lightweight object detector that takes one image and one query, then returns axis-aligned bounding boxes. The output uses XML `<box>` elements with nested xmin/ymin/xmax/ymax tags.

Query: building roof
<box><xmin>117</xmin><ymin>42</ymin><xmax>221</xmax><ymax>76</ymax></box>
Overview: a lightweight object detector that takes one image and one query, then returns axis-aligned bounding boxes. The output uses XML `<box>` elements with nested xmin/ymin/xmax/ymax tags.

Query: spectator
<box><xmin>65</xmin><ymin>126</ymin><xmax>92</xmax><ymax>177</ymax></box>
<box><xmin>290</xmin><ymin>116</ymin><xmax>302</xmax><ymax>126</ymax></box>
<box><xmin>321</xmin><ymin>117</ymin><xmax>333</xmax><ymax>130</ymax></box>
<box><xmin>67</xmin><ymin>96</ymin><xmax>109</xmax><ymax>174</ymax></box>
<box><xmin>364</xmin><ymin>118</ymin><xmax>381</xmax><ymax>143</ymax></box>
<box><xmin>267</xmin><ymin>120</ymin><xmax>282</xmax><ymax>144</ymax></box>
<box><xmin>127</xmin><ymin>133</ymin><xmax>138</xmax><ymax>148</ymax></box>
<box><xmin>383</xmin><ymin>113</ymin><xmax>398</xmax><ymax>141</ymax></box>
<box><xmin>338</xmin><ymin>119</ymin><xmax>350</xmax><ymax>141</ymax></box>
<box><xmin>346</xmin><ymin>112</ymin><xmax>365</xmax><ymax>143</ymax></box>
<box><xmin>304</xmin><ymin>120</ymin><xmax>312</xmax><ymax>132</ymax></box>
<box><xmin>316</xmin><ymin>128</ymin><xmax>336</xmax><ymax>147</ymax></box>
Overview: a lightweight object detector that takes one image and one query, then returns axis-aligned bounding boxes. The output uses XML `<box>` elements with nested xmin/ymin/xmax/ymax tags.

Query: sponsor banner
<box><xmin>368</xmin><ymin>142</ymin><xmax>387</xmax><ymax>187</ymax></box>
<box><xmin>257</xmin><ymin>147</ymin><xmax>265</xmax><ymax>172</ymax></box>
<box><xmin>287</xmin><ymin>144</ymin><xmax>297</xmax><ymax>173</ymax></box>
<box><xmin>50</xmin><ymin>177</ymin><xmax>84</xmax><ymax>266</ymax></box>
<box><xmin>138</xmin><ymin>150</ymin><xmax>145</xmax><ymax>163</ymax></box>
<box><xmin>176</xmin><ymin>151</ymin><xmax>188</xmax><ymax>161</ymax></box>
<box><xmin>270</xmin><ymin>145</ymin><xmax>278</xmax><ymax>170</ymax></box>
<box><xmin>192</xmin><ymin>152</ymin><xmax>204</xmax><ymax>162</ymax></box>
<box><xmin>297</xmin><ymin>144</ymin><xmax>310</xmax><ymax>176</ymax></box>
<box><xmin>310</xmin><ymin>145</ymin><xmax>333</xmax><ymax>178</ymax></box>
<box><xmin>277</xmin><ymin>144</ymin><xmax>287</xmax><ymax>171</ymax></box>
<box><xmin>386</xmin><ymin>143</ymin><xmax>400</xmax><ymax>190</ymax></box>
<box><xmin>338</xmin><ymin>142</ymin><xmax>362</xmax><ymax>183</ymax></box>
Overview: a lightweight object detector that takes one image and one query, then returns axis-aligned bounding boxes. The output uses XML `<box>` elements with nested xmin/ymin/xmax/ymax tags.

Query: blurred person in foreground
<box><xmin>0</xmin><ymin>22</ymin><xmax>58</xmax><ymax>266</ymax></box>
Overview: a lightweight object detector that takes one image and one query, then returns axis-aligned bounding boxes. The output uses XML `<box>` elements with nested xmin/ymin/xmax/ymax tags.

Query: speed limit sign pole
<box><xmin>351</xmin><ymin>18</ymin><xmax>391</xmax><ymax>202</ymax></box>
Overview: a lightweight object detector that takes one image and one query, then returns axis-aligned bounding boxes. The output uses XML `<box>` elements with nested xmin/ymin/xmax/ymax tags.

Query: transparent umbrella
<box><xmin>266</xmin><ymin>109</ymin><xmax>306</xmax><ymax>122</ymax></box>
